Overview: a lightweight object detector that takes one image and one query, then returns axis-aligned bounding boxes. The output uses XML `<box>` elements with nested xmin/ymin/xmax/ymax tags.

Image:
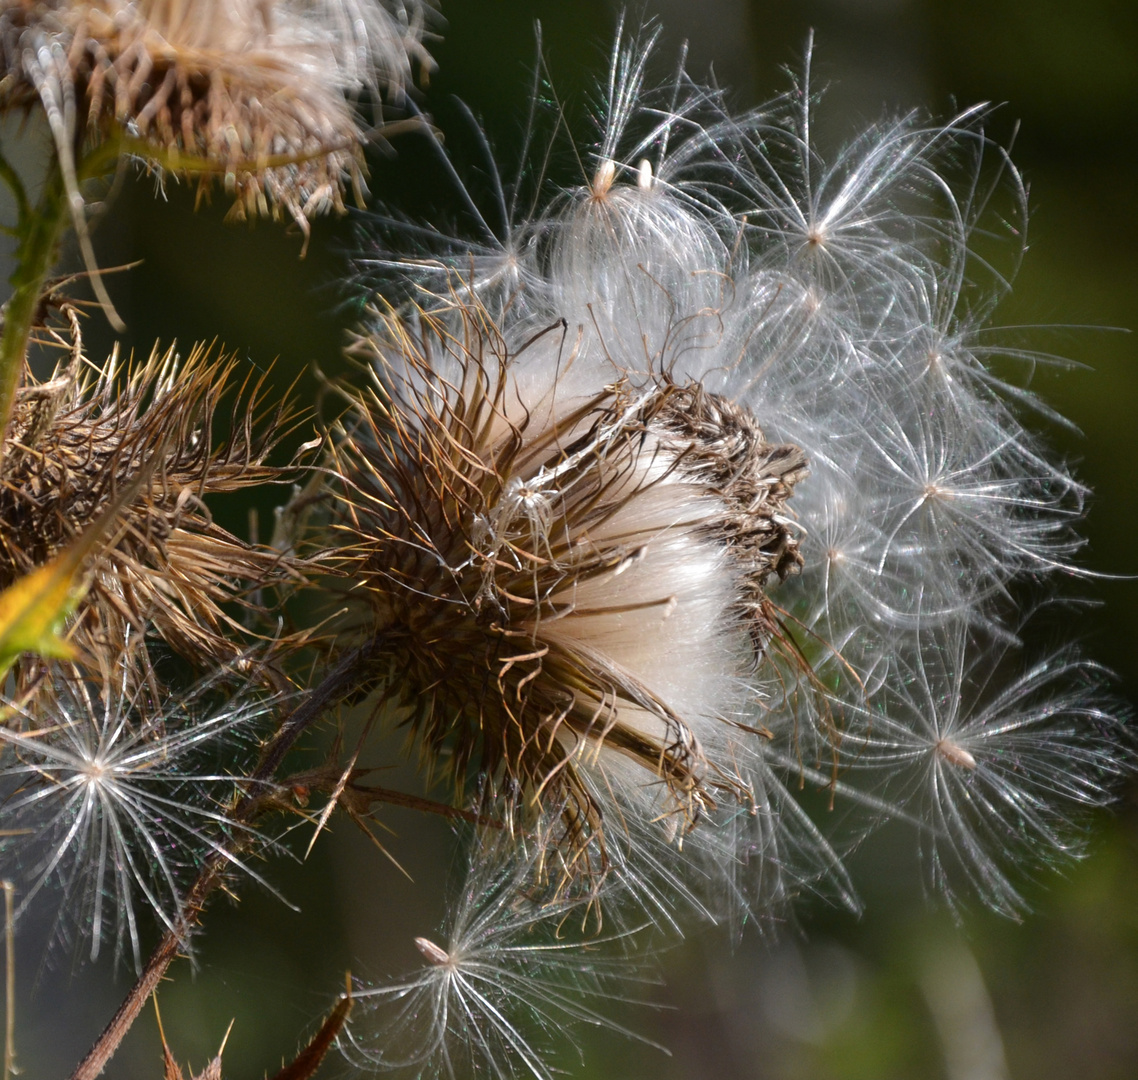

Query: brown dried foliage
<box><xmin>654</xmin><ymin>380</ymin><xmax>808</xmax><ymax>649</ymax></box>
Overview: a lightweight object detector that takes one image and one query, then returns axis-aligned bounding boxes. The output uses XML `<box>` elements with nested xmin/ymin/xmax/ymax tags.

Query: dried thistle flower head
<box><xmin>0</xmin><ymin>0</ymin><xmax>431</xmax><ymax>229</ymax></box>
<box><xmin>1</xmin><ymin>312</ymin><xmax>304</xmax><ymax>688</ymax></box>
<box><xmin>330</xmin><ymin>296</ymin><xmax>815</xmax><ymax>903</ymax></box>
<box><xmin>345</xmin><ymin>23</ymin><xmax>1133</xmax><ymax>924</ymax></box>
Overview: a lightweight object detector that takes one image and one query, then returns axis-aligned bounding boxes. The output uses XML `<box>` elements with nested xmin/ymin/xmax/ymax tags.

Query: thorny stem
<box><xmin>0</xmin><ymin>158</ymin><xmax>69</xmax><ymax>462</ymax></box>
<box><xmin>68</xmin><ymin>644</ymin><xmax>376</xmax><ymax>1080</ymax></box>
<box><xmin>341</xmin><ymin>783</ymin><xmax>503</xmax><ymax>828</ymax></box>
<box><xmin>286</xmin><ymin>769</ymin><xmax>506</xmax><ymax>830</ymax></box>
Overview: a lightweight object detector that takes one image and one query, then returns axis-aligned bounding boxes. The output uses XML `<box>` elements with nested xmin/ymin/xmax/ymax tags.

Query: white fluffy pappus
<box><xmin>0</xmin><ymin>671</ymin><xmax>279</xmax><ymax>969</ymax></box>
<box><xmin>835</xmin><ymin>620</ymin><xmax>1130</xmax><ymax>917</ymax></box>
<box><xmin>342</xmin><ymin>828</ymin><xmax>662</xmax><ymax>1080</ymax></box>
<box><xmin>349</xmin><ymin>20</ymin><xmax>1132</xmax><ymax>930</ymax></box>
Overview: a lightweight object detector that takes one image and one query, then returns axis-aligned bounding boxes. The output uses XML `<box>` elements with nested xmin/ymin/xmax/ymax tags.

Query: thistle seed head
<box><xmin>0</xmin><ymin>0</ymin><xmax>432</xmax><ymax>227</ymax></box>
<box><xmin>350</xmin><ymin>24</ymin><xmax>1131</xmax><ymax>926</ymax></box>
<box><xmin>330</xmin><ymin>296</ymin><xmax>808</xmax><ymax>884</ymax></box>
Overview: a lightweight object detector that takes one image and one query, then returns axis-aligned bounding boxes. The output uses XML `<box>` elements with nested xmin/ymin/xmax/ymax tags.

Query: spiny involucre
<box><xmin>1</xmin><ymin>314</ymin><xmax>306</xmax><ymax>695</ymax></box>
<box><xmin>334</xmin><ymin>22</ymin><xmax>1132</xmax><ymax>938</ymax></box>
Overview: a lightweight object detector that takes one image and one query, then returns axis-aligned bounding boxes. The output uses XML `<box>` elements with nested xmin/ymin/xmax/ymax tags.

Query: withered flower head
<box><xmin>0</xmin><ymin>0</ymin><xmax>431</xmax><ymax>228</ymax></box>
<box><xmin>1</xmin><ymin>311</ymin><xmax>303</xmax><ymax>689</ymax></box>
<box><xmin>329</xmin><ymin>297</ymin><xmax>809</xmax><ymax>891</ymax></box>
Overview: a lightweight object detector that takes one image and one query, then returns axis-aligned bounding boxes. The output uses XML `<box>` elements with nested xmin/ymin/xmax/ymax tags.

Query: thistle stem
<box><xmin>68</xmin><ymin>644</ymin><xmax>375</xmax><ymax>1080</ymax></box>
<box><xmin>0</xmin><ymin>160</ymin><xmax>68</xmax><ymax>459</ymax></box>
<box><xmin>3</xmin><ymin>880</ymin><xmax>13</xmax><ymax>1080</ymax></box>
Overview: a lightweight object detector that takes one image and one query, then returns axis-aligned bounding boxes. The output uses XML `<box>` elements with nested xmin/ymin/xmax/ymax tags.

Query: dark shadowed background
<box><xmin>5</xmin><ymin>1</ymin><xmax>1137</xmax><ymax>1077</ymax></box>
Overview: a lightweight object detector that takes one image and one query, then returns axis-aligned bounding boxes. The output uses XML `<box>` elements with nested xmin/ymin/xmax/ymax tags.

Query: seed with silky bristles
<box><xmin>0</xmin><ymin>668</ymin><xmax>278</xmax><ymax>970</ymax></box>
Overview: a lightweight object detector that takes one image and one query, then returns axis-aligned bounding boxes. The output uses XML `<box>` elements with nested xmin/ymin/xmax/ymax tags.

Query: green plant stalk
<box><xmin>0</xmin><ymin>160</ymin><xmax>68</xmax><ymax>459</ymax></box>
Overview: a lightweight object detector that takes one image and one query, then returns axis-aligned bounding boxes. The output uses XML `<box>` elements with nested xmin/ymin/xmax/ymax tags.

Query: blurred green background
<box><xmin>6</xmin><ymin>1</ymin><xmax>1138</xmax><ymax>1078</ymax></box>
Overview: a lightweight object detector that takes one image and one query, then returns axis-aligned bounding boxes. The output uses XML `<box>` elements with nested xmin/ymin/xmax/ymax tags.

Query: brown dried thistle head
<box><xmin>0</xmin><ymin>1</ymin><xmax>432</xmax><ymax>231</ymax></box>
<box><xmin>324</xmin><ymin>296</ymin><xmax>808</xmax><ymax>885</ymax></box>
<box><xmin>1</xmin><ymin>309</ymin><xmax>308</xmax><ymax>691</ymax></box>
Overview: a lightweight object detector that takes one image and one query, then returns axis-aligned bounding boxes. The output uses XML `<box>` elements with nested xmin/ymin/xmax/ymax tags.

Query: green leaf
<box><xmin>0</xmin><ymin>542</ymin><xmax>88</xmax><ymax>676</ymax></box>
<box><xmin>0</xmin><ymin>460</ymin><xmax>154</xmax><ymax>677</ymax></box>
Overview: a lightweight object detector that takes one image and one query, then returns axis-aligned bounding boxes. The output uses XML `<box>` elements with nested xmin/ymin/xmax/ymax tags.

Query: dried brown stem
<box><xmin>344</xmin><ymin>782</ymin><xmax>505</xmax><ymax>829</ymax></box>
<box><xmin>3</xmin><ymin>880</ymin><xmax>13</xmax><ymax>1080</ymax></box>
<box><xmin>286</xmin><ymin>765</ymin><xmax>506</xmax><ymax>830</ymax></box>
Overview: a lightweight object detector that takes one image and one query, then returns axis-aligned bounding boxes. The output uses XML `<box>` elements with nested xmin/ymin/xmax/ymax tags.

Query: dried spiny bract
<box><xmin>331</xmin><ymin>298</ymin><xmax>815</xmax><ymax>906</ymax></box>
<box><xmin>0</xmin><ymin>0</ymin><xmax>431</xmax><ymax>228</ymax></box>
<box><xmin>1</xmin><ymin>326</ymin><xmax>303</xmax><ymax>688</ymax></box>
<box><xmin>0</xmin><ymin>669</ymin><xmax>277</xmax><ymax>969</ymax></box>
<box><xmin>346</xmin><ymin>829</ymin><xmax>657</xmax><ymax>1080</ymax></box>
<box><xmin>353</xmin><ymin>25</ymin><xmax>1131</xmax><ymax>920</ymax></box>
